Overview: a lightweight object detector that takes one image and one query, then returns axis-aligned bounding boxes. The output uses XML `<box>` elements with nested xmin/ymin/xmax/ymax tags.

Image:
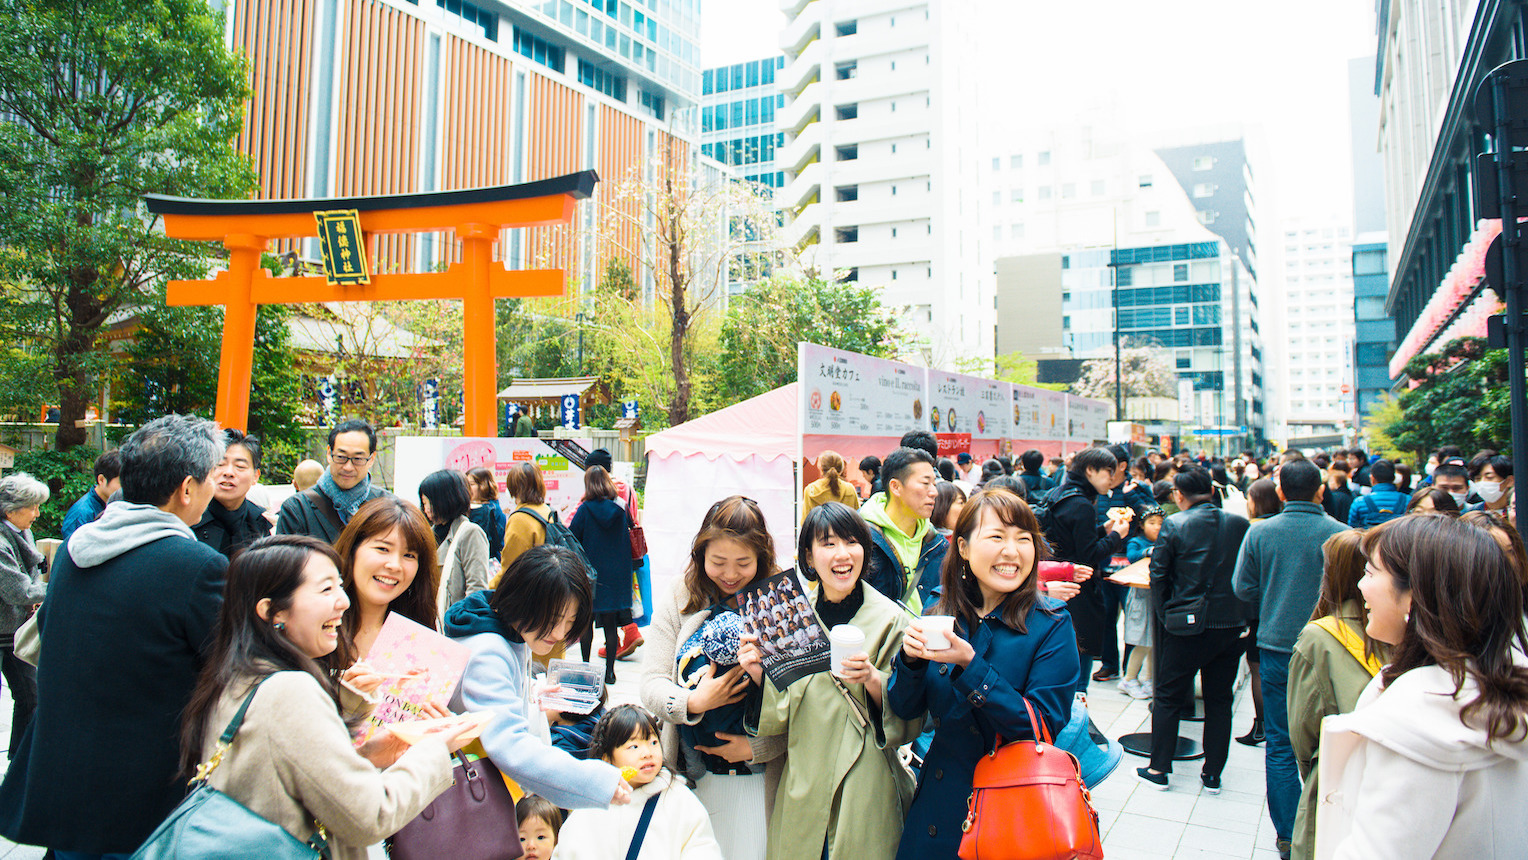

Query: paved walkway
<box><xmin>0</xmin><ymin>645</ymin><xmax>1280</xmax><ymax>859</ymax></box>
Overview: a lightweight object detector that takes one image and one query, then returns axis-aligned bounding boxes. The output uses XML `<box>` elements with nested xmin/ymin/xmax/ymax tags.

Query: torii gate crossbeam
<box><xmin>144</xmin><ymin>171</ymin><xmax>598</xmax><ymax>437</ymax></box>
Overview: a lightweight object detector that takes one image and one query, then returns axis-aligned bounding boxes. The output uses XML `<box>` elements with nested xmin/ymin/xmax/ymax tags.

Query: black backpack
<box><xmin>512</xmin><ymin>507</ymin><xmax>596</xmax><ymax>579</ymax></box>
<box><xmin>1031</xmin><ymin>484</ymin><xmax>1085</xmax><ymax>556</ymax></box>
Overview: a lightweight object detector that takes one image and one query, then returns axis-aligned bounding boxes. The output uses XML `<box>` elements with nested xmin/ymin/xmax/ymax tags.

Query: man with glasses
<box><xmin>275</xmin><ymin>419</ymin><xmax>390</xmax><ymax>543</ymax></box>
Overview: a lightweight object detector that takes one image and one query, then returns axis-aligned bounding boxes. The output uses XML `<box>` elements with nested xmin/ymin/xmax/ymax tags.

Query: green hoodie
<box><xmin>859</xmin><ymin>492</ymin><xmax>931</xmax><ymax>607</ymax></box>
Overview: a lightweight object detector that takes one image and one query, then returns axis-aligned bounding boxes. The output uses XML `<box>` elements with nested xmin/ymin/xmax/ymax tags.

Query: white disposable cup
<box><xmin>918</xmin><ymin>615</ymin><xmax>956</xmax><ymax>651</ymax></box>
<box><xmin>829</xmin><ymin>625</ymin><xmax>866</xmax><ymax>678</ymax></box>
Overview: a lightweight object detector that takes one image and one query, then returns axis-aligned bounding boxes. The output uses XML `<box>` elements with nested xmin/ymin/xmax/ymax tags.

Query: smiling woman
<box><xmin>329</xmin><ymin>497</ymin><xmax>440</xmax><ymax>673</ymax></box>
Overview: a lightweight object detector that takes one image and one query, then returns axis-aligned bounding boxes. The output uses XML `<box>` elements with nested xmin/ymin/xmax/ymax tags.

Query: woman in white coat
<box><xmin>1316</xmin><ymin>513</ymin><xmax>1528</xmax><ymax>859</ymax></box>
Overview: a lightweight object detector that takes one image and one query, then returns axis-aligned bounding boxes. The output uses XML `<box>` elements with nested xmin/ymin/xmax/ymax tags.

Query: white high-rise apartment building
<box><xmin>777</xmin><ymin>0</ymin><xmax>987</xmax><ymax>368</ymax></box>
<box><xmin>1280</xmin><ymin>219</ymin><xmax>1356</xmax><ymax>435</ymax></box>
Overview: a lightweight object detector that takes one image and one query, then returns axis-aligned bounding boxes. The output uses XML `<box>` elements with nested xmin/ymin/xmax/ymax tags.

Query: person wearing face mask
<box><xmin>1429</xmin><ymin>461</ymin><xmax>1471</xmax><ymax>510</ymax></box>
<box><xmin>1464</xmin><ymin>453</ymin><xmax>1515</xmax><ymax>517</ymax></box>
<box><xmin>860</xmin><ymin>448</ymin><xmax>949</xmax><ymax>614</ymax></box>
<box><xmin>445</xmin><ymin>544</ymin><xmax>631</xmax><ymax>810</ymax></box>
<box><xmin>193</xmin><ymin>429</ymin><xmax>274</xmax><ymax>560</ymax></box>
<box><xmin>178</xmin><ymin>536</ymin><xmax>475</xmax><ymax>860</ymax></box>
<box><xmin>739</xmin><ymin>503</ymin><xmax>920</xmax><ymax>860</ymax></box>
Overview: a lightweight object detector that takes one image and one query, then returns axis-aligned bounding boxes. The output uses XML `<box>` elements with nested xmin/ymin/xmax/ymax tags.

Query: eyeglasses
<box><xmin>329</xmin><ymin>452</ymin><xmax>373</xmax><ymax>466</ymax></box>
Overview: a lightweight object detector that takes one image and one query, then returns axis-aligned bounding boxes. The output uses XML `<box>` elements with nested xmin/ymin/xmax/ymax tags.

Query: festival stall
<box><xmin>641</xmin><ymin>383</ymin><xmax>800</xmax><ymax>601</ymax></box>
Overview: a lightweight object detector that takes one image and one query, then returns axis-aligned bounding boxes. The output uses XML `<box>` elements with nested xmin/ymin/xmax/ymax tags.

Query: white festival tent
<box><xmin>641</xmin><ymin>383</ymin><xmax>799</xmax><ymax>603</ymax></box>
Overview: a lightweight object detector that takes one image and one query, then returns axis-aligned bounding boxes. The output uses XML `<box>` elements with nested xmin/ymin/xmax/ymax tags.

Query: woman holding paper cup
<box><xmin>739</xmin><ymin>502</ymin><xmax>920</xmax><ymax>860</ymax></box>
<box><xmin>640</xmin><ymin>495</ymin><xmax>785</xmax><ymax>860</ymax></box>
<box><xmin>179</xmin><ymin>535</ymin><xmax>477</xmax><ymax>860</ymax></box>
<box><xmin>887</xmin><ymin>489</ymin><xmax>1081</xmax><ymax>860</ymax></box>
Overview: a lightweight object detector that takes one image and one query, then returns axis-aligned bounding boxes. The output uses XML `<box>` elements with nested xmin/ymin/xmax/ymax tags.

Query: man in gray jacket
<box><xmin>1233</xmin><ymin>459</ymin><xmax>1347</xmax><ymax>860</ymax></box>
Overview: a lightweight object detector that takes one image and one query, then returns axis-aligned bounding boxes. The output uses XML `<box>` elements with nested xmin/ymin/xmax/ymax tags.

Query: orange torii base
<box><xmin>144</xmin><ymin>171</ymin><xmax>598</xmax><ymax>437</ymax></box>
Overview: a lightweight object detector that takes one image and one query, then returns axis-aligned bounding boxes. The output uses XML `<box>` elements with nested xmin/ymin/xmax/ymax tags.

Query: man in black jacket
<box><xmin>0</xmin><ymin>414</ymin><xmax>228</xmax><ymax>857</ymax></box>
<box><xmin>1042</xmin><ymin>446</ymin><xmax>1130</xmax><ymax>696</ymax></box>
<box><xmin>1139</xmin><ymin>467</ymin><xmax>1250</xmax><ymax>793</ymax></box>
<box><xmin>275</xmin><ymin>418</ymin><xmax>390</xmax><ymax>543</ymax></box>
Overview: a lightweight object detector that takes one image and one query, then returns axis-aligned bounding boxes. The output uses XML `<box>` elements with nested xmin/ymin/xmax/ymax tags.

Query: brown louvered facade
<box><xmin>224</xmin><ymin>0</ymin><xmax>672</xmax><ymax>290</ymax></box>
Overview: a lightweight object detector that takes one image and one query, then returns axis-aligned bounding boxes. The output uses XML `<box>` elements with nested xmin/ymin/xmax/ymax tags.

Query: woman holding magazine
<box><xmin>739</xmin><ymin>502</ymin><xmax>921</xmax><ymax>860</ymax></box>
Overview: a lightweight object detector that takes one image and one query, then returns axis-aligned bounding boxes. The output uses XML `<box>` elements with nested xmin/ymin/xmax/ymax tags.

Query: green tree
<box><xmin>712</xmin><ymin>275</ymin><xmax>900</xmax><ymax>408</ymax></box>
<box><xmin>114</xmin><ymin>294</ymin><xmax>306</xmax><ymax>480</ymax></box>
<box><xmin>1384</xmin><ymin>336</ymin><xmax>1510</xmax><ymax>460</ymax></box>
<box><xmin>1360</xmin><ymin>393</ymin><xmax>1407</xmax><ymax>462</ymax></box>
<box><xmin>0</xmin><ymin>0</ymin><xmax>255</xmax><ymax>449</ymax></box>
<box><xmin>992</xmin><ymin>351</ymin><xmax>1070</xmax><ymax>392</ymax></box>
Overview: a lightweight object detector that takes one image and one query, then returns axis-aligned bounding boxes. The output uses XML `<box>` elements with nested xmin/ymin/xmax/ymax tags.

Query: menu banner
<box><xmin>801</xmin><ymin>344</ymin><xmax>927</xmax><ymax>437</ymax></box>
<box><xmin>798</xmin><ymin>343</ymin><xmax>1109</xmax><ymax>446</ymax></box>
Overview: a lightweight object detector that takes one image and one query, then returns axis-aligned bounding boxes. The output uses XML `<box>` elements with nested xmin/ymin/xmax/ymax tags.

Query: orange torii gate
<box><xmin>144</xmin><ymin>171</ymin><xmax>597</xmax><ymax>437</ymax></box>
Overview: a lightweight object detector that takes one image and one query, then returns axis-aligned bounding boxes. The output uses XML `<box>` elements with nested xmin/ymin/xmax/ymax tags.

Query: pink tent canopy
<box><xmin>644</xmin><ymin>382</ymin><xmax>798</xmax><ymax>463</ymax></box>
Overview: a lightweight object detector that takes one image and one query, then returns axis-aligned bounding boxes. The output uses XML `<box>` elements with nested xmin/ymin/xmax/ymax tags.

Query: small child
<box><xmin>552</xmin><ymin>705</ymin><xmax>722</xmax><ymax>860</ymax></box>
<box><xmin>517</xmin><ymin>795</ymin><xmax>563</xmax><ymax>860</ymax></box>
<box><xmin>1118</xmin><ymin>507</ymin><xmax>1164</xmax><ymax>699</ymax></box>
<box><xmin>675</xmin><ymin>611</ymin><xmax>760</xmax><ymax>779</ymax></box>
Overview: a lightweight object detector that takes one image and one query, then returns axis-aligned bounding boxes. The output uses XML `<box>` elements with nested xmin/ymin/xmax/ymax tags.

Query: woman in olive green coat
<box><xmin>741</xmin><ymin>503</ymin><xmax>921</xmax><ymax>860</ymax></box>
<box><xmin>1286</xmin><ymin>531</ymin><xmax>1386</xmax><ymax>860</ymax></box>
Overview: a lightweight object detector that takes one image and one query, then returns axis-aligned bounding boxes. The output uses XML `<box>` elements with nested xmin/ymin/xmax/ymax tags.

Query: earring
<box><xmin>274</xmin><ymin>622</ymin><xmax>285</xmax><ymax>631</ymax></box>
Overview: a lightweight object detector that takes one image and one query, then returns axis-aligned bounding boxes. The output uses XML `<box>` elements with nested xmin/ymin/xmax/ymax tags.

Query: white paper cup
<box><xmin>918</xmin><ymin>615</ymin><xmax>956</xmax><ymax>651</ymax></box>
<box><xmin>829</xmin><ymin>624</ymin><xmax>866</xmax><ymax>678</ymax></box>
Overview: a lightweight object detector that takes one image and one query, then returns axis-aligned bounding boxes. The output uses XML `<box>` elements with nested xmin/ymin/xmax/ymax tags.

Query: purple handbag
<box><xmin>388</xmin><ymin>752</ymin><xmax>522</xmax><ymax>860</ymax></box>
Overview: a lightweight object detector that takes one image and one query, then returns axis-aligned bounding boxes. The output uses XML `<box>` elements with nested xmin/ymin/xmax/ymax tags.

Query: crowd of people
<box><xmin>0</xmin><ymin>416</ymin><xmax>1523</xmax><ymax>860</ymax></box>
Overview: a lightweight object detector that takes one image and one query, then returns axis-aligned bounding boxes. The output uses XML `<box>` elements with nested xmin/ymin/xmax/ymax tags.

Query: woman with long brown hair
<box><xmin>180</xmin><ymin>536</ymin><xmax>474</xmax><ymax>860</ymax></box>
<box><xmin>1316</xmin><ymin>514</ymin><xmax>1528</xmax><ymax>857</ymax></box>
<box><xmin>1285</xmin><ymin>530</ymin><xmax>1386</xmax><ymax>860</ymax></box>
<box><xmin>639</xmin><ymin>495</ymin><xmax>785</xmax><ymax>860</ymax></box>
<box><xmin>887</xmin><ymin>489</ymin><xmax>1080</xmax><ymax>860</ymax></box>
<box><xmin>329</xmin><ymin>497</ymin><xmax>439</xmax><ymax>675</ymax></box>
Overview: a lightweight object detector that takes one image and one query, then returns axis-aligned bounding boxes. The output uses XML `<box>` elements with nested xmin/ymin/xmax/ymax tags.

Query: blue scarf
<box><xmin>317</xmin><ymin>470</ymin><xmax>372</xmax><ymax>523</ymax></box>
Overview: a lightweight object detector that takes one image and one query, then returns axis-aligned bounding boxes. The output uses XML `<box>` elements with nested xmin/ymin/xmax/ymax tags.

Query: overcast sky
<box><xmin>699</xmin><ymin>0</ymin><xmax>1378</xmax><ymax>225</ymax></box>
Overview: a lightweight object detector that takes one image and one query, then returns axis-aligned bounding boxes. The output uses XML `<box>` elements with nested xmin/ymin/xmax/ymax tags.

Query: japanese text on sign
<box><xmin>314</xmin><ymin>209</ymin><xmax>371</xmax><ymax>286</ymax></box>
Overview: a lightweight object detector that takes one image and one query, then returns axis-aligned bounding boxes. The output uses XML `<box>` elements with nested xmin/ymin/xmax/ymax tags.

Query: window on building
<box><xmin>640</xmin><ymin>89</ymin><xmax>664</xmax><ymax>120</ymax></box>
<box><xmin>992</xmin><ymin>191</ymin><xmax>1001</xmax><ymax>205</ymax></box>
<box><xmin>442</xmin><ymin>0</ymin><xmax>499</xmax><ymax>40</ymax></box>
<box><xmin>1038</xmin><ymin>151</ymin><xmax>1051</xmax><ymax>165</ymax></box>
<box><xmin>1145</xmin><ymin>211</ymin><xmax>1160</xmax><ymax>227</ymax></box>
<box><xmin>1139</xmin><ymin>174</ymin><xmax>1152</xmax><ymax>187</ymax></box>
<box><xmin>1038</xmin><ymin>185</ymin><xmax>1052</xmax><ymax>200</ymax></box>
<box><xmin>1174</xmin><ymin>263</ymin><xmax>1188</xmax><ymax>282</ymax></box>
<box><xmin>1091</xmin><ymin>180</ymin><xmax>1106</xmax><ymax>196</ymax></box>
<box><xmin>992</xmin><ymin>157</ymin><xmax>1001</xmax><ymax>170</ymax></box>
<box><xmin>891</xmin><ymin>269</ymin><xmax>898</xmax><ymax>280</ymax></box>
<box><xmin>1197</xmin><ymin>210</ymin><xmax>1217</xmax><ymax>225</ymax></box>
<box><xmin>1355</xmin><ymin>295</ymin><xmax>1387</xmax><ymax>320</ymax></box>
<box><xmin>836</xmin><ymin>185</ymin><xmax>858</xmax><ymax>202</ymax></box>
<box><xmin>1010</xmin><ymin>189</ymin><xmax>1023</xmax><ymax>203</ymax></box>
<box><xmin>1176</xmin><ymin>356</ymin><xmax>1191</xmax><ymax>369</ymax></box>
<box><xmin>1193</xmin><ymin>155</ymin><xmax>1215</xmax><ymax>170</ymax></box>
<box><xmin>835</xmin><ymin>103</ymin><xmax>858</xmax><ymax>120</ymax></box>
<box><xmin>1011</xmin><ymin>155</ymin><xmax>1022</xmax><ymax>169</ymax></box>
<box><xmin>844</xmin><ymin>267</ymin><xmax>859</xmax><ymax>281</ymax></box>
<box><xmin>1115</xmin><ymin>266</ymin><xmax>1132</xmax><ymax>286</ymax></box>
<box><xmin>577</xmin><ymin>58</ymin><xmax>626</xmax><ymax>99</ymax></box>
<box><xmin>1356</xmin><ymin>343</ymin><xmax>1389</xmax><ymax>364</ymax></box>
<box><xmin>1010</xmin><ymin>223</ymin><xmax>1024</xmax><ymax>239</ymax></box>
<box><xmin>835</xmin><ymin>60</ymin><xmax>857</xmax><ymax>80</ymax></box>
<box><xmin>835</xmin><ymin>19</ymin><xmax>857</xmax><ymax>36</ymax></box>
<box><xmin>1193</xmin><ymin>183</ymin><xmax>1216</xmax><ymax>198</ymax></box>
<box><xmin>1061</xmin><ymin>183</ymin><xmax>1075</xmax><ymax>199</ymax></box>
<box><xmin>513</xmin><ymin>26</ymin><xmax>563</xmax><ymax>70</ymax></box>
<box><xmin>835</xmin><ymin>226</ymin><xmax>859</xmax><ymax>244</ymax></box>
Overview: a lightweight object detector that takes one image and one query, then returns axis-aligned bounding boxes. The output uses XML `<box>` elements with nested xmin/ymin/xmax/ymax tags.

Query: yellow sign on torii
<box><xmin>144</xmin><ymin>172</ymin><xmax>598</xmax><ymax>436</ymax></box>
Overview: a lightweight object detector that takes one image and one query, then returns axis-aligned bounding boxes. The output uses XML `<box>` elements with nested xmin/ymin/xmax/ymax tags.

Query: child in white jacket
<box><xmin>554</xmin><ymin>705</ymin><xmax>722</xmax><ymax>860</ymax></box>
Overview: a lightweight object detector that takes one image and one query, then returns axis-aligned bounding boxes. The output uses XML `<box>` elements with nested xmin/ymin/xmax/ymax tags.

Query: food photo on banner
<box><xmin>738</xmin><ymin>572</ymin><xmax>831</xmax><ymax>687</ymax></box>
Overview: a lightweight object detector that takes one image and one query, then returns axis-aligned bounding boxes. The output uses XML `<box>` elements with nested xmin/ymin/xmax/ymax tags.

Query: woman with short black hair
<box><xmin>445</xmin><ymin>544</ymin><xmax>629</xmax><ymax>810</ymax></box>
<box><xmin>419</xmin><ymin>468</ymin><xmax>490</xmax><ymax>616</ymax></box>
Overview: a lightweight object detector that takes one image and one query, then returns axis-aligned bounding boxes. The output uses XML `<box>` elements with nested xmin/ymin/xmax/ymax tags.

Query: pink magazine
<box><xmin>352</xmin><ymin>612</ymin><xmax>472</xmax><ymax>747</ymax></box>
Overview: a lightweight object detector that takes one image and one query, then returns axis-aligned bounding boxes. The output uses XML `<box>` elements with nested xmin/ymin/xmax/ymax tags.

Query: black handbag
<box><xmin>1162</xmin><ymin>595</ymin><xmax>1208</xmax><ymax>636</ymax></box>
<box><xmin>388</xmin><ymin>752</ymin><xmax>522</xmax><ymax>860</ymax></box>
<box><xmin>131</xmin><ymin>676</ymin><xmax>329</xmax><ymax>859</ymax></box>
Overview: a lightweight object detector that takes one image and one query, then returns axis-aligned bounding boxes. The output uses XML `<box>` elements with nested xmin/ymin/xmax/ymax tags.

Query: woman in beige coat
<box><xmin>640</xmin><ymin>496</ymin><xmax>786</xmax><ymax>860</ymax></box>
<box><xmin>180</xmin><ymin>535</ymin><xmax>475</xmax><ymax>860</ymax></box>
<box><xmin>741</xmin><ymin>503</ymin><xmax>919</xmax><ymax>860</ymax></box>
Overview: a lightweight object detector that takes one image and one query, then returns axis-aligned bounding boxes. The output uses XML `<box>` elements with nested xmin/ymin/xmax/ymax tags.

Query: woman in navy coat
<box><xmin>888</xmin><ymin>488</ymin><xmax>1081</xmax><ymax>858</ymax></box>
<box><xmin>568</xmin><ymin>465</ymin><xmax>634</xmax><ymax>685</ymax></box>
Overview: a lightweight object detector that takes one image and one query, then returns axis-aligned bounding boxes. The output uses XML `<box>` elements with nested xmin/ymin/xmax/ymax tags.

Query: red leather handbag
<box><xmin>958</xmin><ymin>698</ymin><xmax>1104</xmax><ymax>860</ymax></box>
